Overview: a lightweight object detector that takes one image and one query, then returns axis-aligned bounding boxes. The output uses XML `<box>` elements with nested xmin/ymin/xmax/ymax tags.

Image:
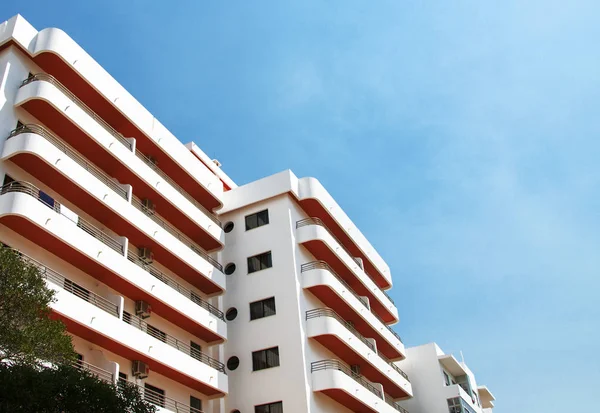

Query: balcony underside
<box><xmin>306</xmin><ymin>283</ymin><xmax>402</xmax><ymax>360</ymax></box>
<box><xmin>318</xmin><ymin>389</ymin><xmax>377</xmax><ymax>413</ymax></box>
<box><xmin>299</xmin><ymin>198</ymin><xmax>390</xmax><ymax>289</ymax></box>
<box><xmin>311</xmin><ymin>333</ymin><xmax>409</xmax><ymax>398</ymax></box>
<box><xmin>5</xmin><ymin>151</ymin><xmax>222</xmax><ymax>295</ymax></box>
<box><xmin>301</xmin><ymin>239</ymin><xmax>395</xmax><ymax>324</ymax></box>
<box><xmin>54</xmin><ymin>314</ymin><xmax>223</xmax><ymax>397</ymax></box>
<box><xmin>5</xmin><ymin>45</ymin><xmax>222</xmax><ymax>211</ymax></box>
<box><xmin>17</xmin><ymin>98</ymin><xmax>221</xmax><ymax>252</ymax></box>
<box><xmin>0</xmin><ymin>214</ymin><xmax>222</xmax><ymax>343</ymax></box>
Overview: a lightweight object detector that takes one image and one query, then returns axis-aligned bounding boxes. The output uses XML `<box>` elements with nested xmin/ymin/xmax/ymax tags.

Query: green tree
<box><xmin>0</xmin><ymin>363</ymin><xmax>157</xmax><ymax>413</ymax></box>
<box><xmin>0</xmin><ymin>245</ymin><xmax>75</xmax><ymax>365</ymax></box>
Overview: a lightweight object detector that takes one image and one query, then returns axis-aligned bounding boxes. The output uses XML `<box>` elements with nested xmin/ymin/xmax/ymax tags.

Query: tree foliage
<box><xmin>0</xmin><ymin>363</ymin><xmax>157</xmax><ymax>413</ymax></box>
<box><xmin>0</xmin><ymin>246</ymin><xmax>75</xmax><ymax>365</ymax></box>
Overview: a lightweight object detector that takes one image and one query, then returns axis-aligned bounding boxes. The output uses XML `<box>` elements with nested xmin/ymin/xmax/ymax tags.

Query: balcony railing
<box><xmin>131</xmin><ymin>196</ymin><xmax>223</xmax><ymax>272</ymax></box>
<box><xmin>73</xmin><ymin>360</ymin><xmax>115</xmax><ymax>383</ymax></box>
<box><xmin>8</xmin><ymin>124</ymin><xmax>129</xmax><ymax>200</ymax></box>
<box><xmin>122</xmin><ymin>311</ymin><xmax>226</xmax><ymax>374</ymax></box>
<box><xmin>385</xmin><ymin>394</ymin><xmax>409</xmax><ymax>413</ymax></box>
<box><xmin>296</xmin><ymin>217</ymin><xmax>394</xmax><ymax>304</ymax></box>
<box><xmin>128</xmin><ymin>381</ymin><xmax>203</xmax><ymax>413</ymax></box>
<box><xmin>306</xmin><ymin>308</ymin><xmax>375</xmax><ymax>351</ymax></box>
<box><xmin>0</xmin><ymin>181</ymin><xmax>124</xmax><ymax>255</ymax></box>
<box><xmin>301</xmin><ymin>261</ymin><xmax>403</xmax><ymax>345</ymax></box>
<box><xmin>311</xmin><ymin>359</ymin><xmax>382</xmax><ymax>399</ymax></box>
<box><xmin>126</xmin><ymin>251</ymin><xmax>224</xmax><ymax>321</ymax></box>
<box><xmin>378</xmin><ymin>352</ymin><xmax>410</xmax><ymax>381</ymax></box>
<box><xmin>22</xmin><ymin>73</ymin><xmax>222</xmax><ymax>228</ymax></box>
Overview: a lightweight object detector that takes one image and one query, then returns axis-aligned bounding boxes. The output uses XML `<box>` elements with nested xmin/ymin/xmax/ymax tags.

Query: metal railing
<box><xmin>311</xmin><ymin>359</ymin><xmax>382</xmax><ymax>399</ymax></box>
<box><xmin>301</xmin><ymin>260</ymin><xmax>403</xmax><ymax>344</ymax></box>
<box><xmin>0</xmin><ymin>181</ymin><xmax>124</xmax><ymax>255</ymax></box>
<box><xmin>378</xmin><ymin>352</ymin><xmax>410</xmax><ymax>381</ymax></box>
<box><xmin>11</xmin><ymin>247</ymin><xmax>120</xmax><ymax>318</ymax></box>
<box><xmin>385</xmin><ymin>394</ymin><xmax>409</xmax><ymax>413</ymax></box>
<box><xmin>22</xmin><ymin>73</ymin><xmax>222</xmax><ymax>228</ymax></box>
<box><xmin>8</xmin><ymin>124</ymin><xmax>128</xmax><ymax>200</ymax></box>
<box><xmin>73</xmin><ymin>360</ymin><xmax>115</xmax><ymax>383</ymax></box>
<box><xmin>126</xmin><ymin>251</ymin><xmax>224</xmax><ymax>321</ymax></box>
<box><xmin>301</xmin><ymin>261</ymin><xmax>369</xmax><ymax>308</ymax></box>
<box><xmin>131</xmin><ymin>196</ymin><xmax>223</xmax><ymax>272</ymax></box>
<box><xmin>122</xmin><ymin>311</ymin><xmax>226</xmax><ymax>374</ymax></box>
<box><xmin>296</xmin><ymin>217</ymin><xmax>394</xmax><ymax>304</ymax></box>
<box><xmin>306</xmin><ymin>308</ymin><xmax>375</xmax><ymax>351</ymax></box>
<box><xmin>130</xmin><ymin>381</ymin><xmax>203</xmax><ymax>413</ymax></box>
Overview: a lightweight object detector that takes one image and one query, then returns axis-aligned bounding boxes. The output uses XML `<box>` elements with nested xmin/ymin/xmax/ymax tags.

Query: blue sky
<box><xmin>3</xmin><ymin>1</ymin><xmax>599</xmax><ymax>411</ymax></box>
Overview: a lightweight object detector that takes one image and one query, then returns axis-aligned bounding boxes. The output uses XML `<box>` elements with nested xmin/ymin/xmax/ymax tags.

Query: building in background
<box><xmin>0</xmin><ymin>13</ymin><xmax>495</xmax><ymax>413</ymax></box>
<box><xmin>396</xmin><ymin>343</ymin><xmax>495</xmax><ymax>413</ymax></box>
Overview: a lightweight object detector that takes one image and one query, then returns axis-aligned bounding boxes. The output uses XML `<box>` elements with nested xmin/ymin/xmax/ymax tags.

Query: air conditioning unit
<box><xmin>141</xmin><ymin>199</ymin><xmax>155</xmax><ymax>215</ymax></box>
<box><xmin>132</xmin><ymin>360</ymin><xmax>149</xmax><ymax>379</ymax></box>
<box><xmin>135</xmin><ymin>300</ymin><xmax>152</xmax><ymax>319</ymax></box>
<box><xmin>138</xmin><ymin>247</ymin><xmax>154</xmax><ymax>264</ymax></box>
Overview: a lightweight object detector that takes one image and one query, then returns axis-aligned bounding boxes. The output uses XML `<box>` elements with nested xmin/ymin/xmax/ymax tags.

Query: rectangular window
<box><xmin>250</xmin><ymin>297</ymin><xmax>276</xmax><ymax>320</ymax></box>
<box><xmin>147</xmin><ymin>324</ymin><xmax>167</xmax><ymax>343</ymax></box>
<box><xmin>144</xmin><ymin>383</ymin><xmax>165</xmax><ymax>408</ymax></box>
<box><xmin>255</xmin><ymin>401</ymin><xmax>283</xmax><ymax>413</ymax></box>
<box><xmin>190</xmin><ymin>341</ymin><xmax>202</xmax><ymax>361</ymax></box>
<box><xmin>447</xmin><ymin>398</ymin><xmax>461</xmax><ymax>413</ymax></box>
<box><xmin>444</xmin><ymin>371</ymin><xmax>450</xmax><ymax>386</ymax></box>
<box><xmin>63</xmin><ymin>279</ymin><xmax>90</xmax><ymax>302</ymax></box>
<box><xmin>248</xmin><ymin>251</ymin><xmax>272</xmax><ymax>273</ymax></box>
<box><xmin>190</xmin><ymin>396</ymin><xmax>202</xmax><ymax>412</ymax></box>
<box><xmin>252</xmin><ymin>347</ymin><xmax>280</xmax><ymax>371</ymax></box>
<box><xmin>245</xmin><ymin>209</ymin><xmax>269</xmax><ymax>230</ymax></box>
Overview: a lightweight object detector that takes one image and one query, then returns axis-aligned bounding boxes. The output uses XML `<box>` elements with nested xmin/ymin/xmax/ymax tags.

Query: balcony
<box><xmin>3</xmin><ymin>125</ymin><xmax>224</xmax><ymax>294</ymax></box>
<box><xmin>20</xmin><ymin>248</ymin><xmax>228</xmax><ymax>396</ymax></box>
<box><xmin>311</xmin><ymin>360</ymin><xmax>404</xmax><ymax>413</ymax></box>
<box><xmin>296</xmin><ymin>218</ymin><xmax>398</xmax><ymax>324</ymax></box>
<box><xmin>306</xmin><ymin>309</ymin><xmax>412</xmax><ymax>399</ymax></box>
<box><xmin>301</xmin><ymin>261</ymin><xmax>406</xmax><ymax>360</ymax></box>
<box><xmin>0</xmin><ymin>182</ymin><xmax>226</xmax><ymax>343</ymax></box>
<box><xmin>444</xmin><ymin>386</ymin><xmax>480</xmax><ymax>413</ymax></box>
<box><xmin>15</xmin><ymin>75</ymin><xmax>223</xmax><ymax>252</ymax></box>
<box><xmin>477</xmin><ymin>386</ymin><xmax>495</xmax><ymax>409</ymax></box>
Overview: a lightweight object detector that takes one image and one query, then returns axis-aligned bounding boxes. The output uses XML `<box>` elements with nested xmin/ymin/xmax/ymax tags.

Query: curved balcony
<box><xmin>15</xmin><ymin>76</ymin><xmax>223</xmax><ymax>252</ymax></box>
<box><xmin>301</xmin><ymin>261</ymin><xmax>405</xmax><ymax>360</ymax></box>
<box><xmin>3</xmin><ymin>125</ymin><xmax>224</xmax><ymax>294</ymax></box>
<box><xmin>306</xmin><ymin>309</ymin><xmax>412</xmax><ymax>399</ymax></box>
<box><xmin>0</xmin><ymin>182</ymin><xmax>226</xmax><ymax>343</ymax></box>
<box><xmin>311</xmin><ymin>360</ymin><xmax>403</xmax><ymax>413</ymax></box>
<box><xmin>298</xmin><ymin>177</ymin><xmax>392</xmax><ymax>289</ymax></box>
<box><xmin>297</xmin><ymin>218</ymin><xmax>398</xmax><ymax>324</ymax></box>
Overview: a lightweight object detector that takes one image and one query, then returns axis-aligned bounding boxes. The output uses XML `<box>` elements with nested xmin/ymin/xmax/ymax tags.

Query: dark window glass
<box><xmin>227</xmin><ymin>356</ymin><xmax>240</xmax><ymax>371</ymax></box>
<box><xmin>147</xmin><ymin>324</ymin><xmax>166</xmax><ymax>343</ymax></box>
<box><xmin>190</xmin><ymin>396</ymin><xmax>202</xmax><ymax>412</ymax></box>
<box><xmin>190</xmin><ymin>341</ymin><xmax>202</xmax><ymax>361</ymax></box>
<box><xmin>226</xmin><ymin>308</ymin><xmax>238</xmax><ymax>321</ymax></box>
<box><xmin>225</xmin><ymin>263</ymin><xmax>236</xmax><ymax>275</ymax></box>
<box><xmin>38</xmin><ymin>190</ymin><xmax>55</xmax><ymax>208</ymax></box>
<box><xmin>255</xmin><ymin>401</ymin><xmax>283</xmax><ymax>413</ymax></box>
<box><xmin>252</xmin><ymin>347</ymin><xmax>280</xmax><ymax>371</ymax></box>
<box><xmin>245</xmin><ymin>210</ymin><xmax>269</xmax><ymax>230</ymax></box>
<box><xmin>63</xmin><ymin>279</ymin><xmax>90</xmax><ymax>302</ymax></box>
<box><xmin>224</xmin><ymin>222</ymin><xmax>234</xmax><ymax>233</ymax></box>
<box><xmin>247</xmin><ymin>251</ymin><xmax>272</xmax><ymax>273</ymax></box>
<box><xmin>123</xmin><ymin>311</ymin><xmax>132</xmax><ymax>324</ymax></box>
<box><xmin>444</xmin><ymin>371</ymin><xmax>450</xmax><ymax>386</ymax></box>
<box><xmin>144</xmin><ymin>383</ymin><xmax>165</xmax><ymax>408</ymax></box>
<box><xmin>250</xmin><ymin>297</ymin><xmax>276</xmax><ymax>320</ymax></box>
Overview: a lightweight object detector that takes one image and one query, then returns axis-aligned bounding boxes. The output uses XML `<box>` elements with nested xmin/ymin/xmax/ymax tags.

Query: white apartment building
<box><xmin>396</xmin><ymin>343</ymin><xmax>496</xmax><ymax>413</ymax></box>
<box><xmin>0</xmin><ymin>13</ymin><xmax>415</xmax><ymax>413</ymax></box>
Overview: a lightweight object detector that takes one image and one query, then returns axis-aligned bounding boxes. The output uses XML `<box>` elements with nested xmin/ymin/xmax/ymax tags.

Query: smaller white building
<box><xmin>396</xmin><ymin>343</ymin><xmax>496</xmax><ymax>413</ymax></box>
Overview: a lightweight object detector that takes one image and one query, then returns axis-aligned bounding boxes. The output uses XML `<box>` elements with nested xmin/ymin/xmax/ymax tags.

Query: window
<box><xmin>144</xmin><ymin>383</ymin><xmax>165</xmax><ymax>408</ymax></box>
<box><xmin>247</xmin><ymin>251</ymin><xmax>272</xmax><ymax>273</ymax></box>
<box><xmin>226</xmin><ymin>308</ymin><xmax>238</xmax><ymax>321</ymax></box>
<box><xmin>250</xmin><ymin>297</ymin><xmax>276</xmax><ymax>320</ymax></box>
<box><xmin>63</xmin><ymin>279</ymin><xmax>90</xmax><ymax>302</ymax></box>
<box><xmin>190</xmin><ymin>396</ymin><xmax>202</xmax><ymax>412</ymax></box>
<box><xmin>444</xmin><ymin>371</ymin><xmax>450</xmax><ymax>386</ymax></box>
<box><xmin>147</xmin><ymin>324</ymin><xmax>166</xmax><ymax>343</ymax></box>
<box><xmin>224</xmin><ymin>221</ymin><xmax>234</xmax><ymax>233</ymax></box>
<box><xmin>190</xmin><ymin>341</ymin><xmax>202</xmax><ymax>361</ymax></box>
<box><xmin>225</xmin><ymin>263</ymin><xmax>236</xmax><ymax>275</ymax></box>
<box><xmin>227</xmin><ymin>356</ymin><xmax>240</xmax><ymax>371</ymax></box>
<box><xmin>255</xmin><ymin>401</ymin><xmax>283</xmax><ymax>413</ymax></box>
<box><xmin>252</xmin><ymin>347</ymin><xmax>280</xmax><ymax>371</ymax></box>
<box><xmin>447</xmin><ymin>398</ymin><xmax>461</xmax><ymax>413</ymax></box>
<box><xmin>245</xmin><ymin>209</ymin><xmax>269</xmax><ymax>230</ymax></box>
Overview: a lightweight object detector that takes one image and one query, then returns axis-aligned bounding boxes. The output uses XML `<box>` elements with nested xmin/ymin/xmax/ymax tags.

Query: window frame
<box><xmin>255</xmin><ymin>401</ymin><xmax>283</xmax><ymax>413</ymax></box>
<box><xmin>245</xmin><ymin>209</ymin><xmax>270</xmax><ymax>231</ymax></box>
<box><xmin>252</xmin><ymin>346</ymin><xmax>280</xmax><ymax>371</ymax></box>
<box><xmin>247</xmin><ymin>251</ymin><xmax>273</xmax><ymax>274</ymax></box>
<box><xmin>250</xmin><ymin>297</ymin><xmax>276</xmax><ymax>321</ymax></box>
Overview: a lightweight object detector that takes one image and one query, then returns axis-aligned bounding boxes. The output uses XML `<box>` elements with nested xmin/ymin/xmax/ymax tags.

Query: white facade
<box><xmin>0</xmin><ymin>13</ymin><xmax>497</xmax><ymax>413</ymax></box>
<box><xmin>396</xmin><ymin>343</ymin><xmax>496</xmax><ymax>413</ymax></box>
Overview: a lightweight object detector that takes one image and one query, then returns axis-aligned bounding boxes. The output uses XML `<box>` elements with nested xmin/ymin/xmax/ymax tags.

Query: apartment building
<box><xmin>0</xmin><ymin>14</ymin><xmax>228</xmax><ymax>413</ymax></box>
<box><xmin>396</xmin><ymin>343</ymin><xmax>496</xmax><ymax>413</ymax></box>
